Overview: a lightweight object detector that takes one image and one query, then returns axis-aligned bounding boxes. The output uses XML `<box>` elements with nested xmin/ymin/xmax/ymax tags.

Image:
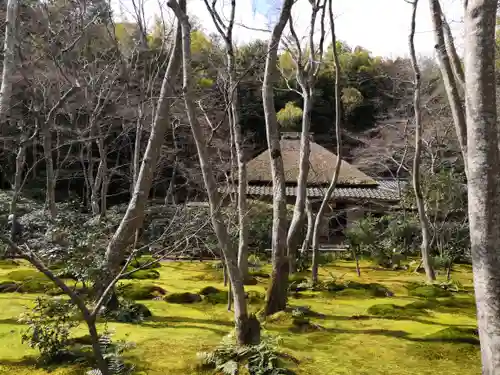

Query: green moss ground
<box><xmin>0</xmin><ymin>260</ymin><xmax>479</xmax><ymax>375</ymax></box>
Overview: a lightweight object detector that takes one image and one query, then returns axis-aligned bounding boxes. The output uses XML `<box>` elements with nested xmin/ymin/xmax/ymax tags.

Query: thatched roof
<box><xmin>245</xmin><ymin>139</ymin><xmax>378</xmax><ymax>186</ymax></box>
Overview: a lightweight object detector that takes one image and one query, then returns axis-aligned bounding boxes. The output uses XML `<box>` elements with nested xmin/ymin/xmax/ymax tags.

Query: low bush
<box><xmin>7</xmin><ymin>269</ymin><xmax>47</xmax><ymax>282</ymax></box>
<box><xmin>243</xmin><ymin>277</ymin><xmax>258</xmax><ymax>286</ymax></box>
<box><xmin>0</xmin><ymin>280</ymin><xmax>20</xmax><ymax>293</ymax></box>
<box><xmin>122</xmin><ymin>269</ymin><xmax>160</xmax><ymax>280</ymax></box>
<box><xmin>165</xmin><ymin>292</ymin><xmax>202</xmax><ymax>304</ymax></box>
<box><xmin>250</xmin><ymin>270</ymin><xmax>270</xmax><ymax>279</ymax></box>
<box><xmin>204</xmin><ymin>291</ymin><xmax>229</xmax><ymax>304</ymax></box>
<box><xmin>103</xmin><ymin>299</ymin><xmax>152</xmax><ymax>323</ymax></box>
<box><xmin>118</xmin><ymin>284</ymin><xmax>166</xmax><ymax>300</ymax></box>
<box><xmin>323</xmin><ymin>280</ymin><xmax>393</xmax><ymax>298</ymax></box>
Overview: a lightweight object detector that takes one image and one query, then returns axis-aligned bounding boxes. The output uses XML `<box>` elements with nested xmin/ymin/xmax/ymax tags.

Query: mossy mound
<box><xmin>0</xmin><ymin>259</ymin><xmax>20</xmax><ymax>269</ymax></box>
<box><xmin>199</xmin><ymin>286</ymin><xmax>220</xmax><ymax>295</ymax></box>
<box><xmin>243</xmin><ymin>277</ymin><xmax>258</xmax><ymax>286</ymax></box>
<box><xmin>7</xmin><ymin>269</ymin><xmax>47</xmax><ymax>282</ymax></box>
<box><xmin>289</xmin><ymin>274</ymin><xmax>308</xmax><ymax>284</ymax></box>
<box><xmin>426</xmin><ymin>327</ymin><xmax>479</xmax><ymax>345</ymax></box>
<box><xmin>6</xmin><ymin>269</ymin><xmax>53</xmax><ymax>293</ymax></box>
<box><xmin>407</xmin><ymin>327</ymin><xmax>480</xmax><ymax>361</ymax></box>
<box><xmin>0</xmin><ymin>281</ymin><xmax>19</xmax><ymax>293</ymax></box>
<box><xmin>106</xmin><ymin>302</ymin><xmax>153</xmax><ymax>323</ymax></box>
<box><xmin>123</xmin><ymin>269</ymin><xmax>160</xmax><ymax>280</ymax></box>
<box><xmin>367</xmin><ymin>303</ymin><xmax>428</xmax><ymax>319</ymax></box>
<box><xmin>119</xmin><ymin>284</ymin><xmax>166</xmax><ymax>300</ymax></box>
<box><xmin>324</xmin><ymin>280</ymin><xmax>393</xmax><ymax>298</ymax></box>
<box><xmin>165</xmin><ymin>292</ymin><xmax>202</xmax><ymax>304</ymax></box>
<box><xmin>405</xmin><ymin>283</ymin><xmax>452</xmax><ymax>298</ymax></box>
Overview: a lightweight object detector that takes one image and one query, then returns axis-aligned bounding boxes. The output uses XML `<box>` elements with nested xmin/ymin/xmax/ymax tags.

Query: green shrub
<box><xmin>118</xmin><ymin>284</ymin><xmax>166</xmax><ymax>300</ymax></box>
<box><xmin>19</xmin><ymin>297</ymin><xmax>79</xmax><ymax>363</ymax></box>
<box><xmin>204</xmin><ymin>291</ymin><xmax>229</xmax><ymax>304</ymax></box>
<box><xmin>323</xmin><ymin>280</ymin><xmax>392</xmax><ymax>298</ymax></box>
<box><xmin>426</xmin><ymin>327</ymin><xmax>479</xmax><ymax>345</ymax></box>
<box><xmin>165</xmin><ymin>292</ymin><xmax>202</xmax><ymax>304</ymax></box>
<box><xmin>104</xmin><ymin>299</ymin><xmax>152</xmax><ymax>323</ymax></box>
<box><xmin>123</xmin><ymin>269</ymin><xmax>160</xmax><ymax>280</ymax></box>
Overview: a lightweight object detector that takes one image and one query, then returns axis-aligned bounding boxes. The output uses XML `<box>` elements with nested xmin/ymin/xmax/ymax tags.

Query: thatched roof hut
<box><xmin>246</xmin><ymin>139</ymin><xmax>378</xmax><ymax>186</ymax></box>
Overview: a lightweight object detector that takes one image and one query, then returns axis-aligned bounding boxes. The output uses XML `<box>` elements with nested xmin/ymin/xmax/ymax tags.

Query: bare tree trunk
<box><xmin>10</xmin><ymin>136</ymin><xmax>26</xmax><ymax>241</ymax></box>
<box><xmin>311</xmin><ymin>0</ymin><xmax>341</xmax><ymax>284</ymax></box>
<box><xmin>429</xmin><ymin>0</ymin><xmax>468</xmax><ymax>173</ymax></box>
<box><xmin>204</xmin><ymin>0</ymin><xmax>249</xmax><ymax>281</ymax></box>
<box><xmin>42</xmin><ymin>122</ymin><xmax>57</xmax><ymax>218</ymax></box>
<box><xmin>300</xmin><ymin>198</ymin><xmax>313</xmax><ymax>259</ymax></box>
<box><xmin>0</xmin><ymin>0</ymin><xmax>18</xmax><ymax>123</ymax></box>
<box><xmin>102</xmin><ymin>15</ymin><xmax>182</xmax><ymax>282</ymax></box>
<box><xmin>463</xmin><ymin>0</ymin><xmax>500</xmax><ymax>372</ymax></box>
<box><xmin>261</xmin><ymin>0</ymin><xmax>294</xmax><ymax>316</ymax></box>
<box><xmin>409</xmin><ymin>0</ymin><xmax>436</xmax><ymax>283</ymax></box>
<box><xmin>287</xmin><ymin>94</ymin><xmax>312</xmax><ymax>273</ymax></box>
<box><xmin>168</xmin><ymin>0</ymin><xmax>260</xmax><ymax>345</ymax></box>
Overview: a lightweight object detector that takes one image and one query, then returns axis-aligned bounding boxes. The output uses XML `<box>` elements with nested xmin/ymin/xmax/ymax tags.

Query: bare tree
<box><xmin>0</xmin><ymin>0</ymin><xmax>18</xmax><ymax>123</ymax></box>
<box><xmin>285</xmin><ymin>0</ymin><xmax>326</xmax><ymax>274</ymax></box>
<box><xmin>203</xmin><ymin>0</ymin><xmax>250</xmax><ymax>280</ymax></box>
<box><xmin>463</xmin><ymin>0</ymin><xmax>500</xmax><ymax>372</ymax></box>
<box><xmin>167</xmin><ymin>0</ymin><xmax>260</xmax><ymax>345</ymax></box>
<box><xmin>311</xmin><ymin>0</ymin><xmax>341</xmax><ymax>284</ymax></box>
<box><xmin>408</xmin><ymin>0</ymin><xmax>435</xmax><ymax>282</ymax></box>
<box><xmin>101</xmin><ymin>11</ymin><xmax>182</xmax><ymax>293</ymax></box>
<box><xmin>262</xmin><ymin>0</ymin><xmax>294</xmax><ymax>316</ymax></box>
<box><xmin>429</xmin><ymin>0</ymin><xmax>468</xmax><ymax>173</ymax></box>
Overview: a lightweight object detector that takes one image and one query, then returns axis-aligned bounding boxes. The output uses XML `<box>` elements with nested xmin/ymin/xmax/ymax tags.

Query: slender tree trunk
<box><xmin>287</xmin><ymin>93</ymin><xmax>312</xmax><ymax>273</ymax></box>
<box><xmin>101</xmin><ymin>15</ymin><xmax>182</xmax><ymax>283</ymax></box>
<box><xmin>409</xmin><ymin>0</ymin><xmax>436</xmax><ymax>283</ymax></box>
<box><xmin>85</xmin><ymin>316</ymin><xmax>109</xmax><ymax>375</ymax></box>
<box><xmin>10</xmin><ymin>138</ymin><xmax>26</xmax><ymax>241</ymax></box>
<box><xmin>0</xmin><ymin>0</ymin><xmax>19</xmax><ymax>123</ymax></box>
<box><xmin>168</xmin><ymin>0</ymin><xmax>259</xmax><ymax>345</ymax></box>
<box><xmin>42</xmin><ymin>122</ymin><xmax>57</xmax><ymax>218</ymax></box>
<box><xmin>429</xmin><ymin>0</ymin><xmax>468</xmax><ymax>173</ymax></box>
<box><xmin>300</xmin><ymin>198</ymin><xmax>313</xmax><ymax>259</ymax></box>
<box><xmin>463</xmin><ymin>0</ymin><xmax>500</xmax><ymax>372</ymax></box>
<box><xmin>311</xmin><ymin>0</ymin><xmax>341</xmax><ymax>284</ymax></box>
<box><xmin>261</xmin><ymin>0</ymin><xmax>294</xmax><ymax>316</ymax></box>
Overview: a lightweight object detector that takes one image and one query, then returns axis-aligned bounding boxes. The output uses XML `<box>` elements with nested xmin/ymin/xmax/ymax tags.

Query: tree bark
<box><xmin>300</xmin><ymin>198</ymin><xmax>313</xmax><ymax>259</ymax></box>
<box><xmin>409</xmin><ymin>0</ymin><xmax>436</xmax><ymax>283</ymax></box>
<box><xmin>168</xmin><ymin>0</ymin><xmax>259</xmax><ymax>346</ymax></box>
<box><xmin>463</xmin><ymin>0</ymin><xmax>500</xmax><ymax>372</ymax></box>
<box><xmin>311</xmin><ymin>0</ymin><xmax>341</xmax><ymax>285</ymax></box>
<box><xmin>102</xmin><ymin>17</ymin><xmax>182</xmax><ymax>278</ymax></box>
<box><xmin>42</xmin><ymin>121</ymin><xmax>57</xmax><ymax>219</ymax></box>
<box><xmin>429</xmin><ymin>0</ymin><xmax>468</xmax><ymax>173</ymax></box>
<box><xmin>261</xmin><ymin>0</ymin><xmax>294</xmax><ymax>316</ymax></box>
<box><xmin>0</xmin><ymin>0</ymin><xmax>18</xmax><ymax>123</ymax></box>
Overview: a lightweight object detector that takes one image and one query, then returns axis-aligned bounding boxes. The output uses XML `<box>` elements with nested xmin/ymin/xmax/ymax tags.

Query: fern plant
<box><xmin>197</xmin><ymin>332</ymin><xmax>296</xmax><ymax>375</ymax></box>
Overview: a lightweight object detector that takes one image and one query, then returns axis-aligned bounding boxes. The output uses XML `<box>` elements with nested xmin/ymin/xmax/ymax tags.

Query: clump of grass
<box><xmin>204</xmin><ymin>291</ymin><xmax>229</xmax><ymax>305</ymax></box>
<box><xmin>199</xmin><ymin>286</ymin><xmax>220</xmax><ymax>296</ymax></box>
<box><xmin>246</xmin><ymin>290</ymin><xmax>265</xmax><ymax>304</ymax></box>
<box><xmin>323</xmin><ymin>280</ymin><xmax>393</xmax><ymax>298</ymax></box>
<box><xmin>118</xmin><ymin>283</ymin><xmax>166</xmax><ymax>300</ymax></box>
<box><xmin>6</xmin><ymin>269</ymin><xmax>54</xmax><ymax>293</ymax></box>
<box><xmin>0</xmin><ymin>280</ymin><xmax>19</xmax><ymax>293</ymax></box>
<box><xmin>165</xmin><ymin>292</ymin><xmax>202</xmax><ymax>304</ymax></box>
<box><xmin>0</xmin><ymin>259</ymin><xmax>20</xmax><ymax>269</ymax></box>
